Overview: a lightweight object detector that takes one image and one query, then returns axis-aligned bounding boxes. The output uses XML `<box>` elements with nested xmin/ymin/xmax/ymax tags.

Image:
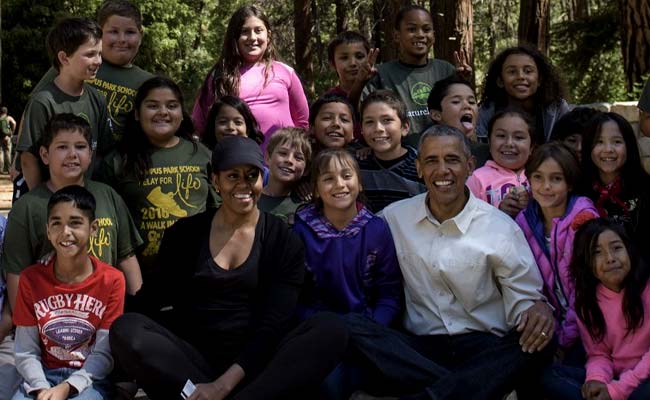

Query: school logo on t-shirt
<box><xmin>411</xmin><ymin>82</ymin><xmax>432</xmax><ymax>106</ymax></box>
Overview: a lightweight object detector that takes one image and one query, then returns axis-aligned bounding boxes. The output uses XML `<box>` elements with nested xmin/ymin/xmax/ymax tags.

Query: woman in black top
<box><xmin>109</xmin><ymin>136</ymin><xmax>348</xmax><ymax>399</ymax></box>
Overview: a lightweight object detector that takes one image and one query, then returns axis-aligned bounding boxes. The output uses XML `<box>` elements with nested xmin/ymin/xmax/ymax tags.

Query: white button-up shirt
<box><xmin>382</xmin><ymin>191</ymin><xmax>545</xmax><ymax>336</ymax></box>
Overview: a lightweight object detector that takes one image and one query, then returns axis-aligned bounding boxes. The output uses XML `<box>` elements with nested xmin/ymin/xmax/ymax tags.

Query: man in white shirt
<box><xmin>346</xmin><ymin>125</ymin><xmax>554</xmax><ymax>400</ymax></box>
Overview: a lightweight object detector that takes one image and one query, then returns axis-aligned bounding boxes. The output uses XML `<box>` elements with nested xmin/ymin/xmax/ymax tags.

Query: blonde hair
<box><xmin>266</xmin><ymin>127</ymin><xmax>313</xmax><ymax>166</ymax></box>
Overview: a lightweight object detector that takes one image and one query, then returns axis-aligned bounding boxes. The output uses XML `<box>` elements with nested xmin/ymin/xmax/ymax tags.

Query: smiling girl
<box><xmin>579</xmin><ymin>112</ymin><xmax>650</xmax><ymax>258</ymax></box>
<box><xmin>543</xmin><ymin>219</ymin><xmax>650</xmax><ymax>400</ymax></box>
<box><xmin>98</xmin><ymin>77</ymin><xmax>216</xmax><ymax>277</ymax></box>
<box><xmin>516</xmin><ymin>143</ymin><xmax>598</xmax><ymax>355</ymax></box>
<box><xmin>477</xmin><ymin>45</ymin><xmax>568</xmax><ymax>144</ymax></box>
<box><xmin>193</xmin><ymin>5</ymin><xmax>309</xmax><ymax>149</ymax></box>
<box><xmin>293</xmin><ymin>149</ymin><xmax>402</xmax><ymax>325</ymax></box>
<box><xmin>467</xmin><ymin>109</ymin><xmax>535</xmax><ymax>217</ymax></box>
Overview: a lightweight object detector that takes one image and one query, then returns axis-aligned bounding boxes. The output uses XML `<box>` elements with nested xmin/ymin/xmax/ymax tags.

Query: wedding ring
<box><xmin>540</xmin><ymin>331</ymin><xmax>548</xmax><ymax>338</ymax></box>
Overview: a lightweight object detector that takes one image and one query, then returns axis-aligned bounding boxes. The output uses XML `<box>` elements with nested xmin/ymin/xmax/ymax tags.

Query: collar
<box><xmin>418</xmin><ymin>189</ymin><xmax>476</xmax><ymax>235</ymax></box>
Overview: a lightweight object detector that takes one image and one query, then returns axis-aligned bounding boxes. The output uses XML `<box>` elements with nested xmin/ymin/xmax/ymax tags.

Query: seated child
<box><xmin>358</xmin><ymin>90</ymin><xmax>425</xmax><ymax>212</ymax></box>
<box><xmin>2</xmin><ymin>114</ymin><xmax>142</xmax><ymax>307</ymax></box>
<box><xmin>12</xmin><ymin>185</ymin><xmax>126</xmax><ymax>399</ymax></box>
<box><xmin>543</xmin><ymin>219</ymin><xmax>650</xmax><ymax>400</ymax></box>
<box><xmin>516</xmin><ymin>143</ymin><xmax>598</xmax><ymax>354</ymax></box>
<box><xmin>259</xmin><ymin>127</ymin><xmax>312</xmax><ymax>225</ymax></box>
<box><xmin>325</xmin><ymin>31</ymin><xmax>377</xmax><ymax>141</ymax></box>
<box><xmin>549</xmin><ymin>107</ymin><xmax>601</xmax><ymax>162</ymax></box>
<box><xmin>294</xmin><ymin>149</ymin><xmax>402</xmax><ymax>324</ymax></box>
<box><xmin>428</xmin><ymin>75</ymin><xmax>490</xmax><ymax>167</ymax></box>
<box><xmin>467</xmin><ymin>109</ymin><xmax>535</xmax><ymax>217</ymax></box>
<box><xmin>0</xmin><ymin>216</ymin><xmax>21</xmax><ymax>397</ymax></box>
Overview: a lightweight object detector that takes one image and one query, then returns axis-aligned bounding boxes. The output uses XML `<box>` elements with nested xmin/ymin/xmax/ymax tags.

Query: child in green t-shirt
<box><xmin>361</xmin><ymin>5</ymin><xmax>470</xmax><ymax>146</ymax></box>
<box><xmin>32</xmin><ymin>0</ymin><xmax>153</xmax><ymax>142</ymax></box>
<box><xmin>3</xmin><ymin>113</ymin><xmax>143</xmax><ymax>314</ymax></box>
<box><xmin>17</xmin><ymin>18</ymin><xmax>111</xmax><ymax>193</ymax></box>
<box><xmin>259</xmin><ymin>127</ymin><xmax>312</xmax><ymax>225</ymax></box>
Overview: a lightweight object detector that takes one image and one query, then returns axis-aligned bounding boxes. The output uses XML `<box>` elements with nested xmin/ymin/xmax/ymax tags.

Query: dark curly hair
<box><xmin>481</xmin><ymin>44</ymin><xmax>566</xmax><ymax>109</ymax></box>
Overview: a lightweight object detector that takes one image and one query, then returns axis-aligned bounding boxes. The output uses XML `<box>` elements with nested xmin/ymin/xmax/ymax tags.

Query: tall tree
<box><xmin>431</xmin><ymin>0</ymin><xmax>474</xmax><ymax>83</ymax></box>
<box><xmin>335</xmin><ymin>0</ymin><xmax>348</xmax><ymax>33</ymax></box>
<box><xmin>294</xmin><ymin>0</ymin><xmax>314</xmax><ymax>94</ymax></box>
<box><xmin>518</xmin><ymin>0</ymin><xmax>551</xmax><ymax>54</ymax></box>
<box><xmin>373</xmin><ymin>0</ymin><xmax>401</xmax><ymax>62</ymax></box>
<box><xmin>618</xmin><ymin>0</ymin><xmax>650</xmax><ymax>91</ymax></box>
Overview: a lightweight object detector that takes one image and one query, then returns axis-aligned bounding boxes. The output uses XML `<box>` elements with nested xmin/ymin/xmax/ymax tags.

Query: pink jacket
<box><xmin>516</xmin><ymin>195</ymin><xmax>598</xmax><ymax>348</ymax></box>
<box><xmin>192</xmin><ymin>61</ymin><xmax>309</xmax><ymax>149</ymax></box>
<box><xmin>467</xmin><ymin>160</ymin><xmax>528</xmax><ymax>208</ymax></box>
<box><xmin>581</xmin><ymin>284</ymin><xmax>650</xmax><ymax>400</ymax></box>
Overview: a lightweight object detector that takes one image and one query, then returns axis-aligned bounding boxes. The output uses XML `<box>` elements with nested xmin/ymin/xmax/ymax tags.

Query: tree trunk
<box><xmin>335</xmin><ymin>0</ymin><xmax>348</xmax><ymax>33</ymax></box>
<box><xmin>573</xmin><ymin>0</ymin><xmax>590</xmax><ymax>19</ymax></box>
<box><xmin>431</xmin><ymin>0</ymin><xmax>474</xmax><ymax>84</ymax></box>
<box><xmin>373</xmin><ymin>0</ymin><xmax>401</xmax><ymax>62</ymax></box>
<box><xmin>518</xmin><ymin>0</ymin><xmax>551</xmax><ymax>54</ymax></box>
<box><xmin>618</xmin><ymin>0</ymin><xmax>650</xmax><ymax>91</ymax></box>
<box><xmin>294</xmin><ymin>0</ymin><xmax>314</xmax><ymax>95</ymax></box>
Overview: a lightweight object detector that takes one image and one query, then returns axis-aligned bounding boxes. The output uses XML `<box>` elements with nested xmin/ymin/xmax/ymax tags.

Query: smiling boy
<box><xmin>16</xmin><ymin>17</ymin><xmax>112</xmax><ymax>193</ymax></box>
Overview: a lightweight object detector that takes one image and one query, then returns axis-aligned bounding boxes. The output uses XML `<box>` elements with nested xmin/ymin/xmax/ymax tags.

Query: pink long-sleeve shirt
<box><xmin>192</xmin><ymin>61</ymin><xmax>309</xmax><ymax>151</ymax></box>
<box><xmin>580</xmin><ymin>284</ymin><xmax>650</xmax><ymax>400</ymax></box>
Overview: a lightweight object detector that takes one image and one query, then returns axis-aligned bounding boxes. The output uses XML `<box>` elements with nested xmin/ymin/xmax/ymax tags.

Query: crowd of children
<box><xmin>1</xmin><ymin>1</ymin><xmax>650</xmax><ymax>399</ymax></box>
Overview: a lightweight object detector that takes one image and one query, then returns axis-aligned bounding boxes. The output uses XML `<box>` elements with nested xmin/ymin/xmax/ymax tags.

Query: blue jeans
<box><xmin>11</xmin><ymin>367</ymin><xmax>110</xmax><ymax>399</ymax></box>
<box><xmin>543</xmin><ymin>364</ymin><xmax>650</xmax><ymax>400</ymax></box>
<box><xmin>343</xmin><ymin>313</ymin><xmax>548</xmax><ymax>400</ymax></box>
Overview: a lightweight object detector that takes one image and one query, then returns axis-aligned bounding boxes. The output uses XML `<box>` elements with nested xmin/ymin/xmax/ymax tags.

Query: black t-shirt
<box><xmin>185</xmin><ymin>216</ymin><xmax>264</xmax><ymax>363</ymax></box>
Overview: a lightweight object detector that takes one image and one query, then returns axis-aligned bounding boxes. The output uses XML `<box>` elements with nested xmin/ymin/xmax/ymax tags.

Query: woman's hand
<box><xmin>36</xmin><ymin>382</ymin><xmax>73</xmax><ymax>400</ymax></box>
<box><xmin>188</xmin><ymin>364</ymin><xmax>245</xmax><ymax>400</ymax></box>
<box><xmin>582</xmin><ymin>380</ymin><xmax>612</xmax><ymax>400</ymax></box>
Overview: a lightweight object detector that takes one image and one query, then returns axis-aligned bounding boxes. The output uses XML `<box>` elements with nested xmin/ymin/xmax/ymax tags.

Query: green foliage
<box><xmin>550</xmin><ymin>4</ymin><xmax>633</xmax><ymax>103</ymax></box>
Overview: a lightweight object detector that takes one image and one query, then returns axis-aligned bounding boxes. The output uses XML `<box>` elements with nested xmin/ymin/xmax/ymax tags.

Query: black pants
<box><xmin>109</xmin><ymin>312</ymin><xmax>348</xmax><ymax>400</ymax></box>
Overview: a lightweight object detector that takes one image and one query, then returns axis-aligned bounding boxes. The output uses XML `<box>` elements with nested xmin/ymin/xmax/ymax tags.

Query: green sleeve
<box><xmin>110</xmin><ymin>187</ymin><xmax>144</xmax><ymax>260</ymax></box>
<box><xmin>31</xmin><ymin>68</ymin><xmax>57</xmax><ymax>94</ymax></box>
<box><xmin>1</xmin><ymin>203</ymin><xmax>44</xmax><ymax>274</ymax></box>
<box><xmin>17</xmin><ymin>97</ymin><xmax>50</xmax><ymax>154</ymax></box>
<box><xmin>639</xmin><ymin>78</ymin><xmax>650</xmax><ymax>112</ymax></box>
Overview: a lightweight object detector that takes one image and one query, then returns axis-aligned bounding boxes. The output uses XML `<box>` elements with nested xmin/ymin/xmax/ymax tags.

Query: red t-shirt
<box><xmin>13</xmin><ymin>256</ymin><xmax>125</xmax><ymax>370</ymax></box>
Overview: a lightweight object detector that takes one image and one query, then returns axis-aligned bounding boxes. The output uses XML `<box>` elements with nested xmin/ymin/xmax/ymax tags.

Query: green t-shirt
<box><xmin>33</xmin><ymin>63</ymin><xmax>153</xmax><ymax>142</ymax></box>
<box><xmin>362</xmin><ymin>59</ymin><xmax>455</xmax><ymax>147</ymax></box>
<box><xmin>258</xmin><ymin>193</ymin><xmax>303</xmax><ymax>226</ymax></box>
<box><xmin>17</xmin><ymin>81</ymin><xmax>113</xmax><ymax>168</ymax></box>
<box><xmin>639</xmin><ymin>78</ymin><xmax>650</xmax><ymax>112</ymax></box>
<box><xmin>0</xmin><ymin>180</ymin><xmax>143</xmax><ymax>275</ymax></box>
<box><xmin>98</xmin><ymin>138</ymin><xmax>216</xmax><ymax>274</ymax></box>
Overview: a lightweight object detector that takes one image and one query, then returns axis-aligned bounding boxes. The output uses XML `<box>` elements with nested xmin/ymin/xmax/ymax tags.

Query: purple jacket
<box><xmin>293</xmin><ymin>204</ymin><xmax>402</xmax><ymax>326</ymax></box>
<box><xmin>516</xmin><ymin>195</ymin><xmax>598</xmax><ymax>348</ymax></box>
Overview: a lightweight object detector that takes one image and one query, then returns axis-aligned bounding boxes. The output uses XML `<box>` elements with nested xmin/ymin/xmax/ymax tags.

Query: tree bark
<box><xmin>294</xmin><ymin>0</ymin><xmax>314</xmax><ymax>95</ymax></box>
<box><xmin>618</xmin><ymin>0</ymin><xmax>650</xmax><ymax>91</ymax></box>
<box><xmin>431</xmin><ymin>0</ymin><xmax>474</xmax><ymax>84</ymax></box>
<box><xmin>573</xmin><ymin>0</ymin><xmax>590</xmax><ymax>19</ymax></box>
<box><xmin>335</xmin><ymin>0</ymin><xmax>348</xmax><ymax>33</ymax></box>
<box><xmin>373</xmin><ymin>0</ymin><xmax>401</xmax><ymax>62</ymax></box>
<box><xmin>518</xmin><ymin>0</ymin><xmax>551</xmax><ymax>54</ymax></box>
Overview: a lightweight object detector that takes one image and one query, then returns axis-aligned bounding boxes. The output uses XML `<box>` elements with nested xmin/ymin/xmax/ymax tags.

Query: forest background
<box><xmin>1</xmin><ymin>0</ymin><xmax>649</xmax><ymax>119</ymax></box>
